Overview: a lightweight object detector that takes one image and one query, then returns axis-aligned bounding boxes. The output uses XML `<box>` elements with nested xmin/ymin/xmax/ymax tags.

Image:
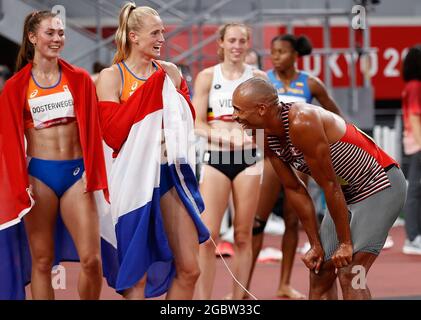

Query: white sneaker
<box><xmin>220</xmin><ymin>225</ymin><xmax>234</xmax><ymax>243</ymax></box>
<box><xmin>257</xmin><ymin>247</ymin><xmax>283</xmax><ymax>263</ymax></box>
<box><xmin>297</xmin><ymin>241</ymin><xmax>311</xmax><ymax>254</ymax></box>
<box><xmin>392</xmin><ymin>217</ymin><xmax>405</xmax><ymax>227</ymax></box>
<box><xmin>383</xmin><ymin>235</ymin><xmax>394</xmax><ymax>249</ymax></box>
<box><xmin>402</xmin><ymin>235</ymin><xmax>421</xmax><ymax>255</ymax></box>
<box><xmin>264</xmin><ymin>214</ymin><xmax>285</xmax><ymax>236</ymax></box>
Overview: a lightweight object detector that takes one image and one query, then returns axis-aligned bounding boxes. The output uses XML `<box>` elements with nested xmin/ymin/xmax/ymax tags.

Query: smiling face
<box><xmin>232</xmin><ymin>78</ymin><xmax>280</xmax><ymax>130</ymax></box>
<box><xmin>219</xmin><ymin>25</ymin><xmax>249</xmax><ymax>63</ymax></box>
<box><xmin>29</xmin><ymin>17</ymin><xmax>65</xmax><ymax>59</ymax></box>
<box><xmin>232</xmin><ymin>91</ymin><xmax>264</xmax><ymax>130</ymax></box>
<box><xmin>129</xmin><ymin>14</ymin><xmax>165</xmax><ymax>59</ymax></box>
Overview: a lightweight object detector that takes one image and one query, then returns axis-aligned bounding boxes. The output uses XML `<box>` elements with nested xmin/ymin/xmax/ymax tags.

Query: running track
<box><xmin>25</xmin><ymin>226</ymin><xmax>421</xmax><ymax>300</ymax></box>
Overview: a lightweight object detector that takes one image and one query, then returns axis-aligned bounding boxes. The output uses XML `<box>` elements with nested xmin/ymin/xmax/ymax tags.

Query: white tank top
<box><xmin>207</xmin><ymin>64</ymin><xmax>254</xmax><ymax>122</ymax></box>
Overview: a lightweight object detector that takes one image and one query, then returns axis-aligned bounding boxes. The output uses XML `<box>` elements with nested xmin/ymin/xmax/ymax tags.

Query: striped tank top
<box><xmin>267</xmin><ymin>103</ymin><xmax>397</xmax><ymax>204</ymax></box>
<box><xmin>117</xmin><ymin>60</ymin><xmax>160</xmax><ymax>103</ymax></box>
<box><xmin>24</xmin><ymin>70</ymin><xmax>75</xmax><ymax>130</ymax></box>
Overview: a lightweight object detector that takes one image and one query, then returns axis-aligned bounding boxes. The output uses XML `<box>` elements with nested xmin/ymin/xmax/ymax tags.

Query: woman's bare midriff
<box><xmin>25</xmin><ymin>121</ymin><xmax>83</xmax><ymax>160</ymax></box>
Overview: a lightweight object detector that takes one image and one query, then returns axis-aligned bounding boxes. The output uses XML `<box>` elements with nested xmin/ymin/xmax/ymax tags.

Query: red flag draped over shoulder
<box><xmin>0</xmin><ymin>59</ymin><xmax>108</xmax><ymax>230</ymax></box>
<box><xmin>98</xmin><ymin>67</ymin><xmax>195</xmax><ymax>155</ymax></box>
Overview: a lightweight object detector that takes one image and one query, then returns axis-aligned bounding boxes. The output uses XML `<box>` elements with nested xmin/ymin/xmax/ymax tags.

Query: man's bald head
<box><xmin>232</xmin><ymin>77</ymin><xmax>280</xmax><ymax>130</ymax></box>
<box><xmin>233</xmin><ymin>77</ymin><xmax>279</xmax><ymax>111</ymax></box>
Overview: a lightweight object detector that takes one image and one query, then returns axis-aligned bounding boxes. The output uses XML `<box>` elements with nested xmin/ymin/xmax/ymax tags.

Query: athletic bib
<box><xmin>25</xmin><ymin>71</ymin><xmax>75</xmax><ymax>129</ymax></box>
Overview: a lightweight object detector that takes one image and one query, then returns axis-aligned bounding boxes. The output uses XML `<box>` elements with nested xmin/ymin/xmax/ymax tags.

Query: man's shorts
<box><xmin>320</xmin><ymin>166</ymin><xmax>407</xmax><ymax>261</ymax></box>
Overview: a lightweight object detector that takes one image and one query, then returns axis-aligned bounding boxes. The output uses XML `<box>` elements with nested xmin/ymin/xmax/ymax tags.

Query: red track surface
<box><xmin>25</xmin><ymin>226</ymin><xmax>421</xmax><ymax>300</ymax></box>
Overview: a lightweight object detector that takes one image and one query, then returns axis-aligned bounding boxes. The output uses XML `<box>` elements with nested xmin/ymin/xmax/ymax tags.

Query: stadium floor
<box><xmin>25</xmin><ymin>226</ymin><xmax>421</xmax><ymax>300</ymax></box>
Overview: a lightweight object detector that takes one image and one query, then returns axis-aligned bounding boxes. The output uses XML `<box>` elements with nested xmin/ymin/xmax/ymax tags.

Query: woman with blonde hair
<box><xmin>193</xmin><ymin>22</ymin><xmax>268</xmax><ymax>299</ymax></box>
<box><xmin>96</xmin><ymin>3</ymin><xmax>209</xmax><ymax>300</ymax></box>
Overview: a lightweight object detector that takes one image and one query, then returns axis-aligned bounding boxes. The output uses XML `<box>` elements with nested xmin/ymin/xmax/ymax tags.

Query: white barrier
<box><xmin>373</xmin><ymin>123</ymin><xmax>402</xmax><ymax>165</ymax></box>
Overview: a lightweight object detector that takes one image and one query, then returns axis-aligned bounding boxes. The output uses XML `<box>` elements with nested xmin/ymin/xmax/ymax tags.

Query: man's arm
<box><xmin>266</xmin><ymin>151</ymin><xmax>324</xmax><ymax>272</ymax></box>
<box><xmin>289</xmin><ymin>107</ymin><xmax>352</xmax><ymax>268</ymax></box>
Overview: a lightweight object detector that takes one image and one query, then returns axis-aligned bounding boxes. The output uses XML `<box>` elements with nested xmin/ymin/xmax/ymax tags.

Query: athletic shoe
<box><xmin>392</xmin><ymin>217</ymin><xmax>405</xmax><ymax>227</ymax></box>
<box><xmin>383</xmin><ymin>235</ymin><xmax>394</xmax><ymax>249</ymax></box>
<box><xmin>215</xmin><ymin>241</ymin><xmax>234</xmax><ymax>257</ymax></box>
<box><xmin>220</xmin><ymin>226</ymin><xmax>234</xmax><ymax>243</ymax></box>
<box><xmin>297</xmin><ymin>241</ymin><xmax>311</xmax><ymax>254</ymax></box>
<box><xmin>402</xmin><ymin>235</ymin><xmax>421</xmax><ymax>255</ymax></box>
<box><xmin>264</xmin><ymin>214</ymin><xmax>285</xmax><ymax>236</ymax></box>
<box><xmin>257</xmin><ymin>247</ymin><xmax>283</xmax><ymax>263</ymax></box>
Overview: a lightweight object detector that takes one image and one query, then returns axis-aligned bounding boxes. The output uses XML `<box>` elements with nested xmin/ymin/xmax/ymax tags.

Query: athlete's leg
<box><xmin>247</xmin><ymin>158</ymin><xmax>281</xmax><ymax>291</ymax></box>
<box><xmin>24</xmin><ymin>176</ymin><xmax>59</xmax><ymax>300</ymax></box>
<box><xmin>230</xmin><ymin>167</ymin><xmax>261</xmax><ymax>299</ymax></box>
<box><xmin>309</xmin><ymin>260</ymin><xmax>338</xmax><ymax>300</ymax></box>
<box><xmin>337</xmin><ymin>252</ymin><xmax>377</xmax><ymax>299</ymax></box>
<box><xmin>60</xmin><ymin>178</ymin><xmax>103</xmax><ymax>300</ymax></box>
<box><xmin>277</xmin><ymin>171</ymin><xmax>307</xmax><ymax>299</ymax></box>
<box><xmin>196</xmin><ymin>164</ymin><xmax>232</xmax><ymax>299</ymax></box>
<box><xmin>122</xmin><ymin>275</ymin><xmax>147</xmax><ymax>300</ymax></box>
<box><xmin>160</xmin><ymin>187</ymin><xmax>201</xmax><ymax>300</ymax></box>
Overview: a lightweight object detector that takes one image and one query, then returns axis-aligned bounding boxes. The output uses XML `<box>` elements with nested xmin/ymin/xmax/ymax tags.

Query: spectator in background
<box><xmin>401</xmin><ymin>44</ymin><xmax>421</xmax><ymax>255</ymax></box>
<box><xmin>91</xmin><ymin>61</ymin><xmax>107</xmax><ymax>84</ymax></box>
<box><xmin>245</xmin><ymin>48</ymin><xmax>262</xmax><ymax>70</ymax></box>
<box><xmin>177</xmin><ymin>64</ymin><xmax>194</xmax><ymax>96</ymax></box>
<box><xmin>0</xmin><ymin>64</ymin><xmax>11</xmax><ymax>93</ymax></box>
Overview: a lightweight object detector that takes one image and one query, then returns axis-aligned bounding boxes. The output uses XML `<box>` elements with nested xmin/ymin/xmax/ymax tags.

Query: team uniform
<box><xmin>116</xmin><ymin>60</ymin><xmax>159</xmax><ymax>103</ymax></box>
<box><xmin>267</xmin><ymin>103</ymin><xmax>407</xmax><ymax>260</ymax></box>
<box><xmin>99</xmin><ymin>61</ymin><xmax>209</xmax><ymax>297</ymax></box>
<box><xmin>0</xmin><ymin>59</ymin><xmax>108</xmax><ymax>300</ymax></box>
<box><xmin>24</xmin><ymin>70</ymin><xmax>84</xmax><ymax>198</ymax></box>
<box><xmin>263</xmin><ymin>69</ymin><xmax>324</xmax><ymax>223</ymax></box>
<box><xmin>267</xmin><ymin>69</ymin><xmax>313</xmax><ymax>103</ymax></box>
<box><xmin>204</xmin><ymin>63</ymin><xmax>259</xmax><ymax>180</ymax></box>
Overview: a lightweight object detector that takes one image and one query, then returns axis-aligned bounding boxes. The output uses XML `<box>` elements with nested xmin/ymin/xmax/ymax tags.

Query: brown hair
<box><xmin>15</xmin><ymin>10</ymin><xmax>58</xmax><ymax>72</ymax></box>
<box><xmin>217</xmin><ymin>23</ymin><xmax>250</xmax><ymax>61</ymax></box>
<box><xmin>113</xmin><ymin>2</ymin><xmax>159</xmax><ymax>64</ymax></box>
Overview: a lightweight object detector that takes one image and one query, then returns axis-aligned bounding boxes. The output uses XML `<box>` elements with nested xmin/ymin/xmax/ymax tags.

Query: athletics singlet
<box><xmin>267</xmin><ymin>69</ymin><xmax>313</xmax><ymax>103</ymax></box>
<box><xmin>24</xmin><ymin>70</ymin><xmax>74</xmax><ymax>129</ymax></box>
<box><xmin>267</xmin><ymin>103</ymin><xmax>398</xmax><ymax>204</ymax></box>
<box><xmin>117</xmin><ymin>60</ymin><xmax>160</xmax><ymax>103</ymax></box>
<box><xmin>207</xmin><ymin>63</ymin><xmax>254</xmax><ymax>122</ymax></box>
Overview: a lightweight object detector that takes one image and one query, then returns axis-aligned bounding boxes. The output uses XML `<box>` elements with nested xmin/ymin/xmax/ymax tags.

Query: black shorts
<box><xmin>203</xmin><ymin>149</ymin><xmax>260</xmax><ymax>181</ymax></box>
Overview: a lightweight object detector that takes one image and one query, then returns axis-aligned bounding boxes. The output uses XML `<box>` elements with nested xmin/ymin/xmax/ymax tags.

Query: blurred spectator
<box><xmin>91</xmin><ymin>61</ymin><xmax>107</xmax><ymax>84</ymax></box>
<box><xmin>177</xmin><ymin>64</ymin><xmax>194</xmax><ymax>96</ymax></box>
<box><xmin>0</xmin><ymin>65</ymin><xmax>11</xmax><ymax>93</ymax></box>
<box><xmin>401</xmin><ymin>44</ymin><xmax>421</xmax><ymax>255</ymax></box>
<box><xmin>244</xmin><ymin>48</ymin><xmax>262</xmax><ymax>70</ymax></box>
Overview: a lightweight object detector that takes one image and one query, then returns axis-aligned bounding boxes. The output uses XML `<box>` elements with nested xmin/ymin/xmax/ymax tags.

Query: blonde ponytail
<box><xmin>112</xmin><ymin>3</ymin><xmax>159</xmax><ymax>64</ymax></box>
<box><xmin>112</xmin><ymin>2</ymin><xmax>136</xmax><ymax>64</ymax></box>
